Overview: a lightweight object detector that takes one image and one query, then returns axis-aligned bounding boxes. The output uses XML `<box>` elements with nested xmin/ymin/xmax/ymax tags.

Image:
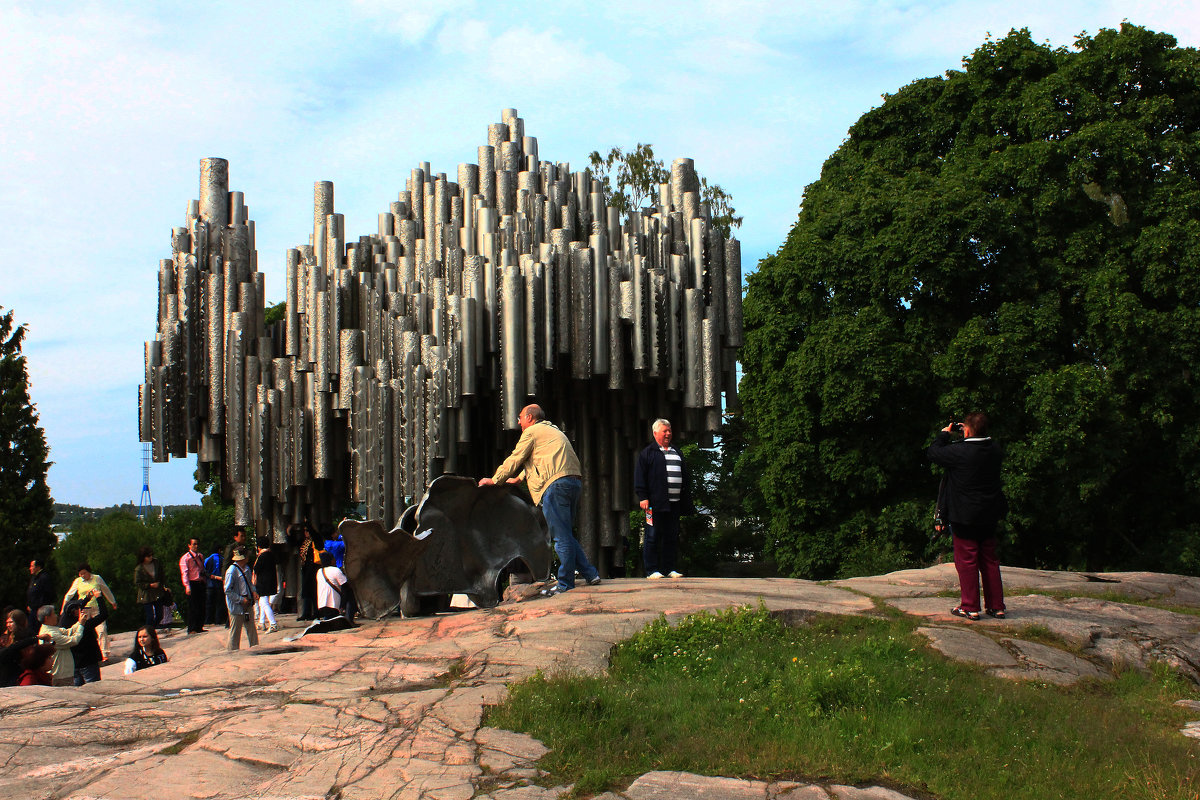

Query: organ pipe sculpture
<box><xmin>140</xmin><ymin>109</ymin><xmax>743</xmax><ymax>576</ymax></box>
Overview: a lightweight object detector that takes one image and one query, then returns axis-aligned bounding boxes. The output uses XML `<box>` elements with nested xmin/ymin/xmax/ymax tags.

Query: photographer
<box><xmin>927</xmin><ymin>412</ymin><xmax>1007</xmax><ymax>621</ymax></box>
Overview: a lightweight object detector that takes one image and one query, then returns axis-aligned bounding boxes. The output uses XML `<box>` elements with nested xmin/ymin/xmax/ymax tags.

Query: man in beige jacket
<box><xmin>37</xmin><ymin>604</ymin><xmax>85</xmax><ymax>686</ymax></box>
<box><xmin>480</xmin><ymin>404</ymin><xmax>601</xmax><ymax>595</ymax></box>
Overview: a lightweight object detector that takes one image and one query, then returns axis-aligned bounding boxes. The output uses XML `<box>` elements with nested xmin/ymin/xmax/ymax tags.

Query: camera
<box><xmin>951</xmin><ymin>422</ymin><xmax>964</xmax><ymax>433</ymax></box>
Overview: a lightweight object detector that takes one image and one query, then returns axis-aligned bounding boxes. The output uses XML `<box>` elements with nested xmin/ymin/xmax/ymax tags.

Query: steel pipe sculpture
<box><xmin>140</xmin><ymin>109</ymin><xmax>743</xmax><ymax>576</ymax></box>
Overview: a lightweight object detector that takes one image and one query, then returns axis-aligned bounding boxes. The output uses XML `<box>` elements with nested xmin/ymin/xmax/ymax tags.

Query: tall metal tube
<box><xmin>141</xmin><ymin>108</ymin><xmax>745</xmax><ymax>550</ymax></box>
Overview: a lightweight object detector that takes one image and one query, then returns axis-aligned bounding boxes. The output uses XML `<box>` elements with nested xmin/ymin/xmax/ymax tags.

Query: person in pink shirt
<box><xmin>178</xmin><ymin>538</ymin><xmax>207</xmax><ymax>634</ymax></box>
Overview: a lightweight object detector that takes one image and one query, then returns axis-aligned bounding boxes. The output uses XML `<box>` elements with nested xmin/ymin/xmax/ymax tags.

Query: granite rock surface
<box><xmin>2</xmin><ymin>567</ymin><xmax>1197</xmax><ymax>800</ymax></box>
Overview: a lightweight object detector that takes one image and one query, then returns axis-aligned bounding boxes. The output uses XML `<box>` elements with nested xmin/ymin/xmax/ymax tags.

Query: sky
<box><xmin>2</xmin><ymin>0</ymin><xmax>1196</xmax><ymax>507</ymax></box>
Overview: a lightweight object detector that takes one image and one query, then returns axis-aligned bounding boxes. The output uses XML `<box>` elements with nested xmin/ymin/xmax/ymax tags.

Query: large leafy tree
<box><xmin>0</xmin><ymin>307</ymin><xmax>56</xmax><ymax>608</ymax></box>
<box><xmin>740</xmin><ymin>25</ymin><xmax>1200</xmax><ymax>578</ymax></box>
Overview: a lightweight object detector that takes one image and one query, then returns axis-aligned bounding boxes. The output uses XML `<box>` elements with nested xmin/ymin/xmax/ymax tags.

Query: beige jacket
<box><xmin>491</xmin><ymin>421</ymin><xmax>582</xmax><ymax>505</ymax></box>
<box><xmin>40</xmin><ymin>622</ymin><xmax>84</xmax><ymax>683</ymax></box>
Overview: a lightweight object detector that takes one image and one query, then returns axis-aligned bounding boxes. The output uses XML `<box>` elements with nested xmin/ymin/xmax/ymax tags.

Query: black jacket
<box><xmin>69</xmin><ymin>597</ymin><xmax>109</xmax><ymax>670</ymax></box>
<box><xmin>27</xmin><ymin>569</ymin><xmax>54</xmax><ymax>616</ymax></box>
<box><xmin>634</xmin><ymin>443</ymin><xmax>695</xmax><ymax>514</ymax></box>
<box><xmin>0</xmin><ymin>633</ymin><xmax>38</xmax><ymax>687</ymax></box>
<box><xmin>253</xmin><ymin>550</ymin><xmax>278</xmax><ymax>597</ymax></box>
<box><xmin>927</xmin><ymin>432</ymin><xmax>1006</xmax><ymax>529</ymax></box>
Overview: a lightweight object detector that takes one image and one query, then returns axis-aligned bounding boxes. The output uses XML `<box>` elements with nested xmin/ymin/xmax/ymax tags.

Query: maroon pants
<box><xmin>952</xmin><ymin>533</ymin><xmax>1005</xmax><ymax>613</ymax></box>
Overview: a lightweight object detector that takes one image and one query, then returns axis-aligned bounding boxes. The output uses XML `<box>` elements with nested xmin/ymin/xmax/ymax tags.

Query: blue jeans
<box><xmin>541</xmin><ymin>476</ymin><xmax>598</xmax><ymax>591</ymax></box>
<box><xmin>143</xmin><ymin>602</ymin><xmax>160</xmax><ymax>628</ymax></box>
<box><xmin>73</xmin><ymin>663</ymin><xmax>101</xmax><ymax>685</ymax></box>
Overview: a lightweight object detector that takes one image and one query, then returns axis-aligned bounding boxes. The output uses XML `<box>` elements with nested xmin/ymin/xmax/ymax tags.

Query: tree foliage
<box><xmin>678</xmin><ymin>416</ymin><xmax>767</xmax><ymax>575</ymax></box>
<box><xmin>53</xmin><ymin>506</ymin><xmax>233</xmax><ymax>632</ymax></box>
<box><xmin>740</xmin><ymin>25</ymin><xmax>1200</xmax><ymax>578</ymax></box>
<box><xmin>589</xmin><ymin>144</ymin><xmax>744</xmax><ymax>238</ymax></box>
<box><xmin>264</xmin><ymin>300</ymin><xmax>286</xmax><ymax>327</ymax></box>
<box><xmin>0</xmin><ymin>307</ymin><xmax>55</xmax><ymax>610</ymax></box>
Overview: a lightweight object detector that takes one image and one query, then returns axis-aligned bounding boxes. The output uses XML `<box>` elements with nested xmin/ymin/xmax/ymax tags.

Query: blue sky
<box><xmin>2</xmin><ymin>0</ymin><xmax>1195</xmax><ymax>507</ymax></box>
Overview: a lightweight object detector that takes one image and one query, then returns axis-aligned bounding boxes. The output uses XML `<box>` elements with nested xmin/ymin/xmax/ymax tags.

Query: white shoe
<box><xmin>647</xmin><ymin>572</ymin><xmax>664</xmax><ymax>579</ymax></box>
<box><xmin>267</xmin><ymin>624</ymin><xmax>278</xmax><ymax>633</ymax></box>
<box><xmin>668</xmin><ymin>571</ymin><xmax>684</xmax><ymax>578</ymax></box>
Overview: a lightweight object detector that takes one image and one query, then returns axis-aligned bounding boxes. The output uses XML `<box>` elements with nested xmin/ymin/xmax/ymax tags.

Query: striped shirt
<box><xmin>662</xmin><ymin>447</ymin><xmax>683</xmax><ymax>502</ymax></box>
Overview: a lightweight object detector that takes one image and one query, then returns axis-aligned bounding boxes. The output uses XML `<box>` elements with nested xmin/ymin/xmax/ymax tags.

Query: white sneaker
<box><xmin>647</xmin><ymin>572</ymin><xmax>664</xmax><ymax>579</ymax></box>
<box><xmin>668</xmin><ymin>571</ymin><xmax>684</xmax><ymax>578</ymax></box>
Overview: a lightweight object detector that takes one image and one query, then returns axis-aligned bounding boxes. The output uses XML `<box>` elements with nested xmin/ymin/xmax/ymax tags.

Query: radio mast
<box><xmin>138</xmin><ymin>443</ymin><xmax>153</xmax><ymax>521</ymax></box>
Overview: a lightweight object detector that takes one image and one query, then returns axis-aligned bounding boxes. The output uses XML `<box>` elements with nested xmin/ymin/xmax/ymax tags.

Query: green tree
<box><xmin>589</xmin><ymin>144</ymin><xmax>744</xmax><ymax>238</ymax></box>
<box><xmin>264</xmin><ymin>300</ymin><xmax>286</xmax><ymax>327</ymax></box>
<box><xmin>740</xmin><ymin>25</ymin><xmax>1200</xmax><ymax>579</ymax></box>
<box><xmin>53</xmin><ymin>505</ymin><xmax>233</xmax><ymax>632</ymax></box>
<box><xmin>0</xmin><ymin>307</ymin><xmax>55</xmax><ymax>610</ymax></box>
<box><xmin>678</xmin><ymin>416</ymin><xmax>767</xmax><ymax>576</ymax></box>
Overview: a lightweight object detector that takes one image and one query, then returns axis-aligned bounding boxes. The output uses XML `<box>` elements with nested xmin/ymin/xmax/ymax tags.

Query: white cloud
<box><xmin>480</xmin><ymin>26</ymin><xmax>632</xmax><ymax>93</ymax></box>
<box><xmin>439</xmin><ymin>17</ymin><xmax>491</xmax><ymax>54</ymax></box>
<box><xmin>349</xmin><ymin>0</ymin><xmax>477</xmax><ymax>43</ymax></box>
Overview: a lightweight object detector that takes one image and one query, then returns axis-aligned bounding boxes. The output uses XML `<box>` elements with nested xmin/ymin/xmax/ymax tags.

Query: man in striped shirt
<box><xmin>634</xmin><ymin>419</ymin><xmax>695</xmax><ymax>579</ymax></box>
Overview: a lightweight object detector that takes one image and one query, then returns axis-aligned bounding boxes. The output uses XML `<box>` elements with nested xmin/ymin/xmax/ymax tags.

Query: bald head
<box><xmin>518</xmin><ymin>404</ymin><xmax>545</xmax><ymax>431</ymax></box>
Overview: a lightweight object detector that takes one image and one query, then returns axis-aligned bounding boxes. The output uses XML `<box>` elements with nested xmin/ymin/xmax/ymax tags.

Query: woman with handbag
<box><xmin>294</xmin><ymin>524</ymin><xmax>321</xmax><ymax>621</ymax></box>
<box><xmin>134</xmin><ymin>547</ymin><xmax>167</xmax><ymax>629</ymax></box>
<box><xmin>314</xmin><ymin>552</ymin><xmax>350</xmax><ymax>621</ymax></box>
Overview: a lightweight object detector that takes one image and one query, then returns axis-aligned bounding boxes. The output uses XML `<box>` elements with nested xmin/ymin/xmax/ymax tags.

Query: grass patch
<box><xmin>484</xmin><ymin>605</ymin><xmax>1200</xmax><ymax>799</ymax></box>
<box><xmin>159</xmin><ymin>730</ymin><xmax>201</xmax><ymax>755</ymax></box>
<box><xmin>999</xmin><ymin>622</ymin><xmax>1091</xmax><ymax>655</ymax></box>
<box><xmin>437</xmin><ymin>656</ymin><xmax>469</xmax><ymax>687</ymax></box>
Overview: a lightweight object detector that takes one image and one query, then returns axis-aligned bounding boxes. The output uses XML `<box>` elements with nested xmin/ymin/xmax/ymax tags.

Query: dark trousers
<box><xmin>142</xmin><ymin>602</ymin><xmax>160</xmax><ymax>628</ymax></box>
<box><xmin>186</xmin><ymin>580</ymin><xmax>207</xmax><ymax>632</ymax></box>
<box><xmin>206</xmin><ymin>581</ymin><xmax>228</xmax><ymax>626</ymax></box>
<box><xmin>643</xmin><ymin>505</ymin><xmax>681</xmax><ymax>576</ymax></box>
<box><xmin>299</xmin><ymin>567</ymin><xmax>318</xmax><ymax>620</ymax></box>
<box><xmin>952</xmin><ymin>530</ymin><xmax>1005</xmax><ymax>613</ymax></box>
<box><xmin>73</xmin><ymin>663</ymin><xmax>102</xmax><ymax>685</ymax></box>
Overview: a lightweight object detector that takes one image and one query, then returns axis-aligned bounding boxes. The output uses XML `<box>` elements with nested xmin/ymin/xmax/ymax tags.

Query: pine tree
<box><xmin>0</xmin><ymin>307</ymin><xmax>56</xmax><ymax>610</ymax></box>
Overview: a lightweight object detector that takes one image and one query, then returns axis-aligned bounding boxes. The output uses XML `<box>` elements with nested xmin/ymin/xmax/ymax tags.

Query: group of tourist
<box><xmin>479</xmin><ymin>402</ymin><xmax>1007</xmax><ymax>619</ymax></box>
<box><xmin>177</xmin><ymin>526</ymin><xmax>353</xmax><ymax>651</ymax></box>
<box><xmin>1</xmin><ymin>560</ymin><xmax>171</xmax><ymax>688</ymax></box>
<box><xmin>5</xmin><ymin>405</ymin><xmax>1007</xmax><ymax>691</ymax></box>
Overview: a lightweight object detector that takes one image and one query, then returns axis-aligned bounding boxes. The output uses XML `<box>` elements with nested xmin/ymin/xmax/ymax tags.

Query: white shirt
<box><xmin>316</xmin><ymin>566</ymin><xmax>347</xmax><ymax>610</ymax></box>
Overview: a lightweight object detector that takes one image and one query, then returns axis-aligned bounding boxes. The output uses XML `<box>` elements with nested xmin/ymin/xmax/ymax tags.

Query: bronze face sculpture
<box><xmin>340</xmin><ymin>476</ymin><xmax>551</xmax><ymax>617</ymax></box>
